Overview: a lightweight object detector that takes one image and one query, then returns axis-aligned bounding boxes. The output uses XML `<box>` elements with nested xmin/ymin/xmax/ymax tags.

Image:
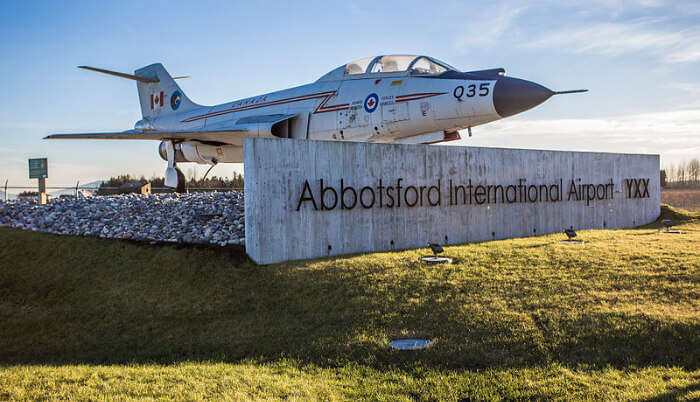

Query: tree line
<box><xmin>661</xmin><ymin>158</ymin><xmax>700</xmax><ymax>188</ymax></box>
<box><xmin>97</xmin><ymin>172</ymin><xmax>244</xmax><ymax>195</ymax></box>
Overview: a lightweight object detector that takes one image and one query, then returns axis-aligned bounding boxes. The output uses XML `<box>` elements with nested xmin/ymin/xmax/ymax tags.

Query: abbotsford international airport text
<box><xmin>296</xmin><ymin>177</ymin><xmax>651</xmax><ymax>211</ymax></box>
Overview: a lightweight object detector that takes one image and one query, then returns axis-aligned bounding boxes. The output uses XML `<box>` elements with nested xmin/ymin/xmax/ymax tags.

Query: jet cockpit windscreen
<box><xmin>344</xmin><ymin>57</ymin><xmax>374</xmax><ymax>75</ymax></box>
<box><xmin>317</xmin><ymin>55</ymin><xmax>457</xmax><ymax>82</ymax></box>
<box><xmin>370</xmin><ymin>55</ymin><xmax>415</xmax><ymax>73</ymax></box>
<box><xmin>410</xmin><ymin>56</ymin><xmax>448</xmax><ymax>75</ymax></box>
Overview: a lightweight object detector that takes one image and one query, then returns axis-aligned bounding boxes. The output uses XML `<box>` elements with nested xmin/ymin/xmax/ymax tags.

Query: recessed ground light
<box><xmin>561</xmin><ymin>227</ymin><xmax>584</xmax><ymax>244</ymax></box>
<box><xmin>419</xmin><ymin>256</ymin><xmax>452</xmax><ymax>264</ymax></box>
<box><xmin>420</xmin><ymin>242</ymin><xmax>452</xmax><ymax>264</ymax></box>
<box><xmin>389</xmin><ymin>339</ymin><xmax>432</xmax><ymax>350</ymax></box>
<box><xmin>660</xmin><ymin>219</ymin><xmax>681</xmax><ymax>234</ymax></box>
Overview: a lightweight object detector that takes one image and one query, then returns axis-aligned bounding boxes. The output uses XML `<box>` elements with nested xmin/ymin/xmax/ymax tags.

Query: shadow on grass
<box><xmin>642</xmin><ymin>205</ymin><xmax>700</xmax><ymax>229</ymax></box>
<box><xmin>0</xmin><ymin>220</ymin><xmax>698</xmax><ymax>372</ymax></box>
<box><xmin>642</xmin><ymin>381</ymin><xmax>700</xmax><ymax>402</ymax></box>
<box><xmin>515</xmin><ymin>243</ymin><xmax>552</xmax><ymax>249</ymax></box>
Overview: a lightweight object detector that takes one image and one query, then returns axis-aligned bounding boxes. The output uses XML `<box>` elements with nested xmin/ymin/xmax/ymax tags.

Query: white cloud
<box><xmin>671</xmin><ymin>82</ymin><xmax>700</xmax><ymax>96</ymax></box>
<box><xmin>455</xmin><ymin>5</ymin><xmax>526</xmax><ymax>51</ymax></box>
<box><xmin>456</xmin><ymin>109</ymin><xmax>700</xmax><ymax>166</ymax></box>
<box><xmin>671</xmin><ymin>83</ymin><xmax>700</xmax><ymax>109</ymax></box>
<box><xmin>589</xmin><ymin>0</ymin><xmax>665</xmax><ymax>10</ymax></box>
<box><xmin>522</xmin><ymin>19</ymin><xmax>700</xmax><ymax>63</ymax></box>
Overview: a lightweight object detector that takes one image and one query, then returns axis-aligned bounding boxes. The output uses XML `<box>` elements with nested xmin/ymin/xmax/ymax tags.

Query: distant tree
<box><xmin>148</xmin><ymin>176</ymin><xmax>166</xmax><ymax>192</ymax></box>
<box><xmin>232</xmin><ymin>171</ymin><xmax>244</xmax><ymax>189</ymax></box>
<box><xmin>660</xmin><ymin>169</ymin><xmax>667</xmax><ymax>187</ymax></box>
<box><xmin>677</xmin><ymin>161</ymin><xmax>687</xmax><ymax>183</ymax></box>
<box><xmin>97</xmin><ymin>174</ymin><xmax>147</xmax><ymax>195</ymax></box>
<box><xmin>94</xmin><ymin>172</ymin><xmax>244</xmax><ymax>195</ymax></box>
<box><xmin>689</xmin><ymin>158</ymin><xmax>700</xmax><ymax>184</ymax></box>
<box><xmin>667</xmin><ymin>164</ymin><xmax>676</xmax><ymax>184</ymax></box>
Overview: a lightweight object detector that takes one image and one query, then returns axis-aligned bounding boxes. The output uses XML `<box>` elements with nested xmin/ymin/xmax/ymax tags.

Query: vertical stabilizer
<box><xmin>134</xmin><ymin>63</ymin><xmax>200</xmax><ymax>119</ymax></box>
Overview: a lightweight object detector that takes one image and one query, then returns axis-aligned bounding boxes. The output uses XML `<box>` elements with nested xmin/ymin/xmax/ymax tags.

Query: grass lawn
<box><xmin>0</xmin><ymin>205</ymin><xmax>698</xmax><ymax>400</ymax></box>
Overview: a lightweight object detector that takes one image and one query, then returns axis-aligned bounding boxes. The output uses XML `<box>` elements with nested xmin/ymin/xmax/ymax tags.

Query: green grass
<box><xmin>0</xmin><ymin>205</ymin><xmax>698</xmax><ymax>400</ymax></box>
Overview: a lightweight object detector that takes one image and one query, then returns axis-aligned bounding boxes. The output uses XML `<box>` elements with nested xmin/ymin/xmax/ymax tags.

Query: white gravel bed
<box><xmin>0</xmin><ymin>192</ymin><xmax>245</xmax><ymax>247</ymax></box>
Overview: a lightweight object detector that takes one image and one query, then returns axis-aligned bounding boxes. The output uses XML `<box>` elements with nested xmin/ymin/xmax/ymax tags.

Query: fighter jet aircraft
<box><xmin>46</xmin><ymin>55</ymin><xmax>586</xmax><ymax>191</ymax></box>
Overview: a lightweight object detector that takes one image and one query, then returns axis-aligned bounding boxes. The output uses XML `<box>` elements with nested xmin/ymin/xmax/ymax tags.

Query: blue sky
<box><xmin>1</xmin><ymin>0</ymin><xmax>699</xmax><ymax>190</ymax></box>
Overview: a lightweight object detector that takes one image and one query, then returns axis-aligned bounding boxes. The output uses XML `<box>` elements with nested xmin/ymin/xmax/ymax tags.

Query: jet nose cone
<box><xmin>493</xmin><ymin>77</ymin><xmax>554</xmax><ymax>118</ymax></box>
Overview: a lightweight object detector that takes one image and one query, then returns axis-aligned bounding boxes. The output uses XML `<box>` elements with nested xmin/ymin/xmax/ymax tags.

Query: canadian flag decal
<box><xmin>151</xmin><ymin>91</ymin><xmax>164</xmax><ymax>110</ymax></box>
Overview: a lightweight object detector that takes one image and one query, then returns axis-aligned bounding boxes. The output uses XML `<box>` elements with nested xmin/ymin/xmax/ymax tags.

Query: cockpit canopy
<box><xmin>316</xmin><ymin>55</ymin><xmax>457</xmax><ymax>82</ymax></box>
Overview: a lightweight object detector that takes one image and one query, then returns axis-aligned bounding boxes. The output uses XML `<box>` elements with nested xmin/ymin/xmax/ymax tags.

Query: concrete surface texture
<box><xmin>244</xmin><ymin>138</ymin><xmax>659</xmax><ymax>264</ymax></box>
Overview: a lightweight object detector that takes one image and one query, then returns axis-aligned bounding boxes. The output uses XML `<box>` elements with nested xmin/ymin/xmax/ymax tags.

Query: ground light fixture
<box><xmin>420</xmin><ymin>242</ymin><xmax>452</xmax><ymax>264</ymax></box>
<box><xmin>389</xmin><ymin>339</ymin><xmax>432</xmax><ymax>350</ymax></box>
<box><xmin>428</xmin><ymin>242</ymin><xmax>444</xmax><ymax>256</ymax></box>
<box><xmin>660</xmin><ymin>219</ymin><xmax>681</xmax><ymax>234</ymax></box>
<box><xmin>561</xmin><ymin>227</ymin><xmax>584</xmax><ymax>244</ymax></box>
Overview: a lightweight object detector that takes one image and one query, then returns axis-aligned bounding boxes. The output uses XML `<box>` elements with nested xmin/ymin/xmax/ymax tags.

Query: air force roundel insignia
<box><xmin>171</xmin><ymin>90</ymin><xmax>182</xmax><ymax>110</ymax></box>
<box><xmin>364</xmin><ymin>93</ymin><xmax>379</xmax><ymax>113</ymax></box>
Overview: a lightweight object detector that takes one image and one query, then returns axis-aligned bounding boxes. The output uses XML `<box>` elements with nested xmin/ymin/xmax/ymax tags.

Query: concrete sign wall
<box><xmin>244</xmin><ymin>138</ymin><xmax>659</xmax><ymax>264</ymax></box>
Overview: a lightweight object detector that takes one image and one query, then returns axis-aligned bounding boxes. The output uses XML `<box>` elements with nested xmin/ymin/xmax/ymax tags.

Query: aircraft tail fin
<box><xmin>133</xmin><ymin>63</ymin><xmax>200</xmax><ymax>119</ymax></box>
<box><xmin>79</xmin><ymin>63</ymin><xmax>201</xmax><ymax>119</ymax></box>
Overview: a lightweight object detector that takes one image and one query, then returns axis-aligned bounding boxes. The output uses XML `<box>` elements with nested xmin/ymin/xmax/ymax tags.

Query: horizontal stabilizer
<box><xmin>78</xmin><ymin>66</ymin><xmax>159</xmax><ymax>83</ymax></box>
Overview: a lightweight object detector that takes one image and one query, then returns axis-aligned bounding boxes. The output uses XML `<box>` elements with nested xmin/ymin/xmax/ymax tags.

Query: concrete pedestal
<box><xmin>244</xmin><ymin>138</ymin><xmax>659</xmax><ymax>264</ymax></box>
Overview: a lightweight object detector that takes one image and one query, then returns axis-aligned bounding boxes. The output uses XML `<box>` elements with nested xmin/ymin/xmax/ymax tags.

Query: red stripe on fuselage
<box><xmin>395</xmin><ymin>92</ymin><xmax>446</xmax><ymax>102</ymax></box>
<box><xmin>181</xmin><ymin>91</ymin><xmax>348</xmax><ymax>122</ymax></box>
<box><xmin>181</xmin><ymin>90</ymin><xmax>445</xmax><ymax>123</ymax></box>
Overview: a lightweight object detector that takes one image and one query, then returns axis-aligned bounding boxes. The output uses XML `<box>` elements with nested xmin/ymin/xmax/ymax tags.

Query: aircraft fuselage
<box><xmin>154</xmin><ymin>73</ymin><xmax>513</xmax><ymax>162</ymax></box>
<box><xmin>48</xmin><ymin>55</ymin><xmax>583</xmax><ymax>189</ymax></box>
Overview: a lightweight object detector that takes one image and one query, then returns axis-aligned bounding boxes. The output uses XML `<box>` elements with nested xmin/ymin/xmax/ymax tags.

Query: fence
<box><xmin>1</xmin><ymin>179</ymin><xmax>244</xmax><ymax>202</ymax></box>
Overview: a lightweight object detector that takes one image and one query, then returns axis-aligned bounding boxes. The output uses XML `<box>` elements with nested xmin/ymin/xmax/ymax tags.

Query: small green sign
<box><xmin>29</xmin><ymin>158</ymin><xmax>48</xmax><ymax>179</ymax></box>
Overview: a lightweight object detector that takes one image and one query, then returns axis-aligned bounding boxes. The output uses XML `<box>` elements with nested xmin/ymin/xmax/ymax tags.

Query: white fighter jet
<box><xmin>46</xmin><ymin>54</ymin><xmax>585</xmax><ymax>191</ymax></box>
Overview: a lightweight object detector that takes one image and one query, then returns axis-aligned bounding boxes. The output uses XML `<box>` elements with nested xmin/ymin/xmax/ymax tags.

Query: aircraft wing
<box><xmin>44</xmin><ymin>128</ymin><xmax>248</xmax><ymax>143</ymax></box>
<box><xmin>45</xmin><ymin>113</ymin><xmax>298</xmax><ymax>145</ymax></box>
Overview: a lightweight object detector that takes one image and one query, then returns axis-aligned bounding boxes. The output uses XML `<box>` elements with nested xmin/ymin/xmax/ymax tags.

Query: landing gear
<box><xmin>164</xmin><ymin>141</ymin><xmax>187</xmax><ymax>193</ymax></box>
<box><xmin>165</xmin><ymin>165</ymin><xmax>187</xmax><ymax>193</ymax></box>
<box><xmin>175</xmin><ymin>167</ymin><xmax>186</xmax><ymax>193</ymax></box>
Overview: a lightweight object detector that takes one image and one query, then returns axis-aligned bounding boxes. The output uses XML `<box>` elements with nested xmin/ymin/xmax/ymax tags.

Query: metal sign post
<box><xmin>28</xmin><ymin>158</ymin><xmax>48</xmax><ymax>205</ymax></box>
